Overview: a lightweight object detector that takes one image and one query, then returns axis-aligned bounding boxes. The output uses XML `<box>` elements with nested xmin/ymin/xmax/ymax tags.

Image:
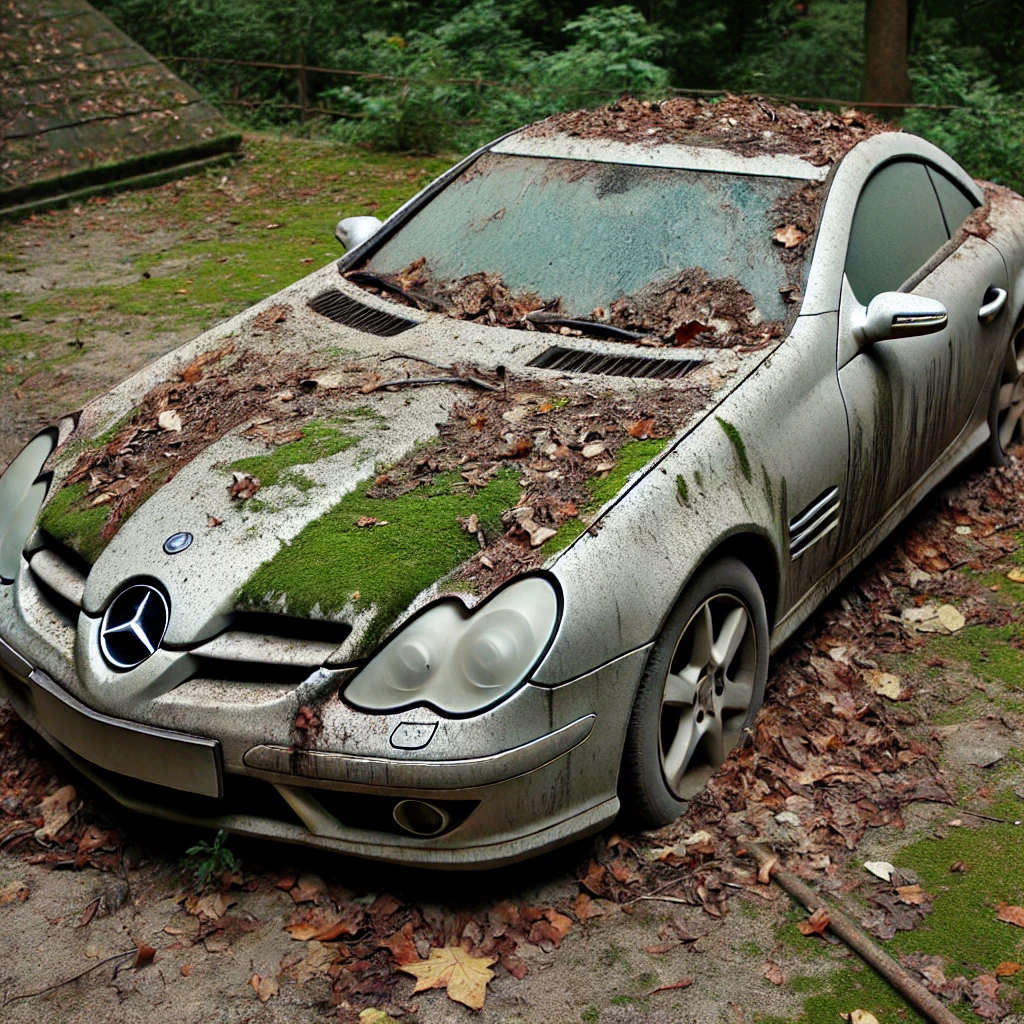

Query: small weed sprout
<box><xmin>183</xmin><ymin>829</ymin><xmax>239</xmax><ymax>890</ymax></box>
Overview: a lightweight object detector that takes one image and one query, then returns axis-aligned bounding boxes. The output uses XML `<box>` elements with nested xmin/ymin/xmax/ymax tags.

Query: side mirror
<box><xmin>335</xmin><ymin>215</ymin><xmax>383</xmax><ymax>251</ymax></box>
<box><xmin>855</xmin><ymin>291</ymin><xmax>948</xmax><ymax>345</ymax></box>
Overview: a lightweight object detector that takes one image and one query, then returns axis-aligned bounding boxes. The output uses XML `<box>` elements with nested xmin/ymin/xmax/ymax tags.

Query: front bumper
<box><xmin>0</xmin><ymin>623</ymin><xmax>649</xmax><ymax>867</ymax></box>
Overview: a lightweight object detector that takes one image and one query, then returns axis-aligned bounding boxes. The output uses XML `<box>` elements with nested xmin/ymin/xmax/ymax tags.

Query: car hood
<box><xmin>36</xmin><ymin>262</ymin><xmax>773</xmax><ymax>660</ymax></box>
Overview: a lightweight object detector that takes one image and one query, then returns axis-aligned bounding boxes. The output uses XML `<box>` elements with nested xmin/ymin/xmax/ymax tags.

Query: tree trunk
<box><xmin>861</xmin><ymin>0</ymin><xmax>911</xmax><ymax>118</ymax></box>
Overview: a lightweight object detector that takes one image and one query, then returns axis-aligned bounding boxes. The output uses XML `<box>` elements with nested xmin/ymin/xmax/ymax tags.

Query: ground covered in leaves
<box><xmin>4</xmin><ymin>131</ymin><xmax>1024</xmax><ymax>1024</ymax></box>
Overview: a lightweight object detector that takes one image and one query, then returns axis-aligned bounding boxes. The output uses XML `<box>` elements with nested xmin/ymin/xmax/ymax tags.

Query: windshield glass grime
<box><xmin>352</xmin><ymin>152</ymin><xmax>819</xmax><ymax>346</ymax></box>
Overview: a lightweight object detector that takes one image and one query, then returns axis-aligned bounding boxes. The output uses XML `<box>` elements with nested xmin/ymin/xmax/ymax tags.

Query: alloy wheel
<box><xmin>997</xmin><ymin>326</ymin><xmax>1024</xmax><ymax>453</ymax></box>
<box><xmin>658</xmin><ymin>593</ymin><xmax>758</xmax><ymax>799</ymax></box>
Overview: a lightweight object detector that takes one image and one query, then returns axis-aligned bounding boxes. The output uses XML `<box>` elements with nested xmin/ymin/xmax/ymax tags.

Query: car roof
<box><xmin>492</xmin><ymin>133</ymin><xmax>830</xmax><ymax>181</ymax></box>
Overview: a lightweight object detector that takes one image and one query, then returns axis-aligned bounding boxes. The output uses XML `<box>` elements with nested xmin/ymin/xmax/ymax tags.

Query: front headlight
<box><xmin>0</xmin><ymin>428</ymin><xmax>58</xmax><ymax>584</ymax></box>
<box><xmin>343</xmin><ymin>576</ymin><xmax>560</xmax><ymax>714</ymax></box>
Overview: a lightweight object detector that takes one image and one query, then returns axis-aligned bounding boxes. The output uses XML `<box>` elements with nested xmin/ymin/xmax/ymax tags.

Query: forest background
<box><xmin>90</xmin><ymin>0</ymin><xmax>1024</xmax><ymax>193</ymax></box>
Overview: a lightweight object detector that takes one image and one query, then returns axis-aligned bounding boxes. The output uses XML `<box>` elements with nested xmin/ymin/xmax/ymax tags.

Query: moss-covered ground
<box><xmin>0</xmin><ymin>134</ymin><xmax>449</xmax><ymax>466</ymax></box>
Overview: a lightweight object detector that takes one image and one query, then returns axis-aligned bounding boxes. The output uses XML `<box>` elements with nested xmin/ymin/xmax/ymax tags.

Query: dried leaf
<box><xmin>360</xmin><ymin>1011</ymin><xmax>400</xmax><ymax>1024</ymax></box>
<box><xmin>936</xmin><ymin>604</ymin><xmax>965</xmax><ymax>633</ymax></box>
<box><xmin>627</xmin><ymin>417</ymin><xmax>656</xmax><ymax>439</ymax></box>
<box><xmin>253</xmin><ymin>303</ymin><xmax>291</xmax><ymax>330</ymax></box>
<box><xmin>581</xmin><ymin>442</ymin><xmax>607</xmax><ymax>459</ymax></box>
<box><xmin>0</xmin><ymin>881</ymin><xmax>29</xmax><ymax>905</ymax></box>
<box><xmin>996</xmin><ymin>962</ymin><xmax>1022</xmax><ymax>977</ymax></box>
<box><xmin>863</xmin><ymin>861</ymin><xmax>895</xmax><ymax>882</ymax></box>
<box><xmin>996</xmin><ymin>903</ymin><xmax>1024</xmax><ymax>928</ymax></box>
<box><xmin>673</xmin><ymin>320</ymin><xmax>707</xmax><ymax>345</ymax></box>
<box><xmin>134</xmin><ymin>942</ymin><xmax>156</xmax><ymax>969</ymax></box>
<box><xmin>797</xmin><ymin>907</ymin><xmax>830</xmax><ymax>937</ymax></box>
<box><xmin>1007</xmin><ymin>568</ymin><xmax>1024</xmax><ymax>583</ymax></box>
<box><xmin>895</xmin><ymin>884</ymin><xmax>927</xmax><ymax>906</ymax></box>
<box><xmin>229</xmin><ymin>471</ymin><xmax>261</xmax><ymax>501</ymax></box>
<box><xmin>399</xmin><ymin>947</ymin><xmax>497</xmax><ymax>1011</ymax></box>
<box><xmin>864</xmin><ymin>670</ymin><xmax>902</xmax><ymax>700</ymax></box>
<box><xmin>158</xmin><ymin>409</ymin><xmax>182</xmax><ymax>432</ymax></box>
<box><xmin>757</xmin><ymin>856</ymin><xmax>778</xmax><ymax>884</ymax></box>
<box><xmin>250</xmin><ymin>973</ymin><xmax>279</xmax><ymax>1001</ymax></box>
<box><xmin>35</xmin><ymin>784</ymin><xmax>76</xmax><ymax>840</ymax></box>
<box><xmin>773</xmin><ymin>224</ymin><xmax>807</xmax><ymax>248</ymax></box>
<box><xmin>763</xmin><ymin>962</ymin><xmax>785</xmax><ymax>985</ymax></box>
<box><xmin>842</xmin><ymin>1012</ymin><xmax>880</xmax><ymax>1024</ymax></box>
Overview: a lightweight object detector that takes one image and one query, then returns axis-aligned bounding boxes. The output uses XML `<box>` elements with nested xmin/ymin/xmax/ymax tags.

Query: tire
<box><xmin>987</xmin><ymin>317</ymin><xmax>1024</xmax><ymax>467</ymax></box>
<box><xmin>618</xmin><ymin>556</ymin><xmax>769</xmax><ymax>829</ymax></box>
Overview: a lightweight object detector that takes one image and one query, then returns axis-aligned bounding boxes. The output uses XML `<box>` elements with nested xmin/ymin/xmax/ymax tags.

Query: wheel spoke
<box><xmin>688</xmin><ymin>602</ymin><xmax>713</xmax><ymax>669</ymax></box>
<box><xmin>701</xmin><ymin>713</ymin><xmax>726</xmax><ymax>768</ymax></box>
<box><xmin>663</xmin><ymin>707</ymin><xmax>704</xmax><ymax>788</ymax></box>
<box><xmin>664</xmin><ymin>669</ymin><xmax>699</xmax><ymax>707</ymax></box>
<box><xmin>717</xmin><ymin>676</ymin><xmax>754</xmax><ymax>713</ymax></box>
<box><xmin>711</xmin><ymin>605</ymin><xmax>749</xmax><ymax>672</ymax></box>
<box><xmin>1001</xmin><ymin>399</ymin><xmax>1024</xmax><ymax>448</ymax></box>
<box><xmin>1000</xmin><ymin>381</ymin><xmax>1016</xmax><ymax>412</ymax></box>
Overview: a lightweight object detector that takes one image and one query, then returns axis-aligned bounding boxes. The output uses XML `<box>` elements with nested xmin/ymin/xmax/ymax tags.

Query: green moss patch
<box><xmin>38</xmin><ymin>481</ymin><xmax>114</xmax><ymax>563</ymax></box>
<box><xmin>228</xmin><ymin>421</ymin><xmax>363</xmax><ymax>490</ymax></box>
<box><xmin>548</xmin><ymin>437</ymin><xmax>668</xmax><ymax>554</ymax></box>
<box><xmin>236</xmin><ymin>468</ymin><xmax>522</xmax><ymax>651</ymax></box>
<box><xmin>717</xmin><ymin>416</ymin><xmax>751</xmax><ymax>482</ymax></box>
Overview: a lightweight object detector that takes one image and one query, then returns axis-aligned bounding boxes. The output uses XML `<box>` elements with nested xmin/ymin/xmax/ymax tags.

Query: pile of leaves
<box><xmin>363</xmin><ymin>364</ymin><xmax>710</xmax><ymax>589</ymax></box>
<box><xmin>524</xmin><ymin>94</ymin><xmax>890</xmax><ymax>167</ymax></box>
<box><xmin>347</xmin><ymin>259</ymin><xmax>783</xmax><ymax>349</ymax></box>
<box><xmin>42</xmin><ymin>330</ymin><xmax>336</xmax><ymax>560</ymax></box>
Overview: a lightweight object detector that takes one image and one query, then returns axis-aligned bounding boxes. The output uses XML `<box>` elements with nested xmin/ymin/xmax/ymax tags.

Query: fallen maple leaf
<box><xmin>773</xmin><ymin>224</ymin><xmax>807</xmax><ymax>248</ymax></box>
<box><xmin>798</xmin><ymin>907</ymin><xmax>830</xmax><ymax>937</ymax></box>
<box><xmin>250</xmin><ymin>973</ymin><xmax>279</xmax><ymax>1001</ymax></box>
<box><xmin>399</xmin><ymin>947</ymin><xmax>497</xmax><ymax>1011</ymax></box>
<box><xmin>996</xmin><ymin>962</ymin><xmax>1023</xmax><ymax>977</ymax></box>
<box><xmin>996</xmin><ymin>903</ymin><xmax>1024</xmax><ymax>928</ymax></box>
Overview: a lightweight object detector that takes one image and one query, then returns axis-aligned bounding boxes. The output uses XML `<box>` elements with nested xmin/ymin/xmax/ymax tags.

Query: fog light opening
<box><xmin>392</xmin><ymin>798</ymin><xmax>450</xmax><ymax>837</ymax></box>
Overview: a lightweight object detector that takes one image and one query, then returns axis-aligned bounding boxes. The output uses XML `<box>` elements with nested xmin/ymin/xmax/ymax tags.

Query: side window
<box><xmin>926</xmin><ymin>165</ymin><xmax>978</xmax><ymax>235</ymax></box>
<box><xmin>844</xmin><ymin>161</ymin><xmax>949</xmax><ymax>304</ymax></box>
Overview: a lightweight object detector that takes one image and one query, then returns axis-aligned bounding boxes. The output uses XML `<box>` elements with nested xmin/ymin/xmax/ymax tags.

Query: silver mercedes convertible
<box><xmin>2</xmin><ymin>97</ymin><xmax>1023</xmax><ymax>867</ymax></box>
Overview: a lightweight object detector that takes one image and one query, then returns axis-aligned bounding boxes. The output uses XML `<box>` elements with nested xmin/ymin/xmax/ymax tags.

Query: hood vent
<box><xmin>528</xmin><ymin>345</ymin><xmax>702</xmax><ymax>380</ymax></box>
<box><xmin>789</xmin><ymin>487</ymin><xmax>840</xmax><ymax>560</ymax></box>
<box><xmin>309</xmin><ymin>289</ymin><xmax>417</xmax><ymax>337</ymax></box>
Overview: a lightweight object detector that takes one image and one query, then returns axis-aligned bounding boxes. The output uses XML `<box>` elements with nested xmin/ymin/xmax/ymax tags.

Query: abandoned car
<box><xmin>2</xmin><ymin>96</ymin><xmax>1024</xmax><ymax>867</ymax></box>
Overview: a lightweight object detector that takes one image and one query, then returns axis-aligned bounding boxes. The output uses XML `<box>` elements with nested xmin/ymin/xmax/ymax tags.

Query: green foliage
<box><xmin>91</xmin><ymin>0</ymin><xmax>1024</xmax><ymax>192</ymax></box>
<box><xmin>904</xmin><ymin>47</ymin><xmax>1024</xmax><ymax>190</ymax></box>
<box><xmin>182</xmin><ymin>829</ymin><xmax>239</xmax><ymax>891</ymax></box>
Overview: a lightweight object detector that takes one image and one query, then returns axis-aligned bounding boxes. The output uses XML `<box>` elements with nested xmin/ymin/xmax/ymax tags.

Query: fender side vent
<box><xmin>308</xmin><ymin>290</ymin><xmax>417</xmax><ymax>337</ymax></box>
<box><xmin>789</xmin><ymin>487</ymin><xmax>840</xmax><ymax>560</ymax></box>
<box><xmin>528</xmin><ymin>345</ymin><xmax>702</xmax><ymax>380</ymax></box>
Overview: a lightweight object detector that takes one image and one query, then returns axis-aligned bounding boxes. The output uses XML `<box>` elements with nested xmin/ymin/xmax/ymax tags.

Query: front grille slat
<box><xmin>528</xmin><ymin>345</ymin><xmax>702</xmax><ymax>380</ymax></box>
<box><xmin>308</xmin><ymin>289</ymin><xmax>417</xmax><ymax>337</ymax></box>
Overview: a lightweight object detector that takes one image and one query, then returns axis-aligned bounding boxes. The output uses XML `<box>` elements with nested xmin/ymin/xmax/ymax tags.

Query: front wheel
<box><xmin>618</xmin><ymin>556</ymin><xmax>769</xmax><ymax>829</ymax></box>
<box><xmin>987</xmin><ymin>319</ymin><xmax>1024</xmax><ymax>466</ymax></box>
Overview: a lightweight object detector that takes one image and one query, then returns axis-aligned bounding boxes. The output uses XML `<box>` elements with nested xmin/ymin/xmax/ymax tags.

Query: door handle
<box><xmin>979</xmin><ymin>286</ymin><xmax>1008</xmax><ymax>323</ymax></box>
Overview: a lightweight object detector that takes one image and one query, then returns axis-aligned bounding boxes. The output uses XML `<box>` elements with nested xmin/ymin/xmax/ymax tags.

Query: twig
<box><xmin>646</xmin><ymin>978</ymin><xmax>693</xmax><ymax>996</ymax></box>
<box><xmin>741</xmin><ymin>841</ymin><xmax>962</xmax><ymax>1024</ymax></box>
<box><xmin>365</xmin><ymin>375</ymin><xmax>500</xmax><ymax>393</ymax></box>
<box><xmin>635</xmin><ymin>894</ymin><xmax>690</xmax><ymax>905</ymax></box>
<box><xmin>958</xmin><ymin>809</ymin><xmax>1021</xmax><ymax>824</ymax></box>
<box><xmin>622</xmin><ymin>875</ymin><xmax>685</xmax><ymax>906</ymax></box>
<box><xmin>382</xmin><ymin>351</ymin><xmax>450</xmax><ymax>371</ymax></box>
<box><xmin>1</xmin><ymin>950</ymin><xmax>137</xmax><ymax>1007</ymax></box>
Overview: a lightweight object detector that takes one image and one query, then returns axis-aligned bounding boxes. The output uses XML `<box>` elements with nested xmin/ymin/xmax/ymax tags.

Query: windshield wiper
<box><xmin>345</xmin><ymin>270</ymin><xmax>449</xmax><ymax>313</ymax></box>
<box><xmin>524</xmin><ymin>311</ymin><xmax>649</xmax><ymax>342</ymax></box>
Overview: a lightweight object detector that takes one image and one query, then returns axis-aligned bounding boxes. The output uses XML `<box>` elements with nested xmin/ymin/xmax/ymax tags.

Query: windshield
<box><xmin>359</xmin><ymin>153</ymin><xmax>812</xmax><ymax>336</ymax></box>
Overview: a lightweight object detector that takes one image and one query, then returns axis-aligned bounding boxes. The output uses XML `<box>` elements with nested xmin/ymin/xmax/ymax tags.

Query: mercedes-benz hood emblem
<box><xmin>99</xmin><ymin>584</ymin><xmax>169</xmax><ymax>670</ymax></box>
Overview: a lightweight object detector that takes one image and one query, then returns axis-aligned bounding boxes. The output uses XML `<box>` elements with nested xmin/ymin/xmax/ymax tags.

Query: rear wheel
<box><xmin>619</xmin><ymin>557</ymin><xmax>769</xmax><ymax>828</ymax></box>
<box><xmin>987</xmin><ymin>319</ymin><xmax>1024</xmax><ymax>466</ymax></box>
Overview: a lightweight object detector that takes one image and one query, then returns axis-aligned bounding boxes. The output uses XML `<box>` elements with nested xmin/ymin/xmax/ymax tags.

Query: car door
<box><xmin>835</xmin><ymin>158</ymin><xmax>1009</xmax><ymax>551</ymax></box>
